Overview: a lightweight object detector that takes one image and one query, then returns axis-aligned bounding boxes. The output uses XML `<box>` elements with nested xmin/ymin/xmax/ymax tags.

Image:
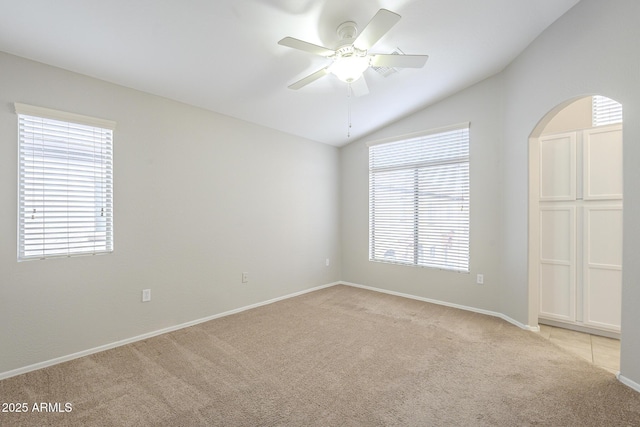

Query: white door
<box><xmin>581</xmin><ymin>125</ymin><xmax>623</xmax><ymax>331</ymax></box>
<box><xmin>538</xmin><ymin>132</ymin><xmax>577</xmax><ymax>321</ymax></box>
<box><xmin>583</xmin><ymin>205</ymin><xmax>622</xmax><ymax>330</ymax></box>
<box><xmin>538</xmin><ymin>125</ymin><xmax>622</xmax><ymax>332</ymax></box>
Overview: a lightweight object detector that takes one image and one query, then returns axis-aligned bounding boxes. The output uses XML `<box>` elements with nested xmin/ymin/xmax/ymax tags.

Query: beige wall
<box><xmin>340</xmin><ymin>74</ymin><xmax>504</xmax><ymax>312</ymax></box>
<box><xmin>501</xmin><ymin>0</ymin><xmax>639</xmax><ymax>385</ymax></box>
<box><xmin>0</xmin><ymin>52</ymin><xmax>341</xmax><ymax>375</ymax></box>
<box><xmin>341</xmin><ymin>0</ymin><xmax>640</xmax><ymax>388</ymax></box>
<box><xmin>541</xmin><ymin>96</ymin><xmax>593</xmax><ymax>135</ymax></box>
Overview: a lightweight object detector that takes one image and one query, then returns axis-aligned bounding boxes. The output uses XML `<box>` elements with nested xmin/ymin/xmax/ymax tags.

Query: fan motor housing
<box><xmin>335</xmin><ymin>45</ymin><xmax>367</xmax><ymax>59</ymax></box>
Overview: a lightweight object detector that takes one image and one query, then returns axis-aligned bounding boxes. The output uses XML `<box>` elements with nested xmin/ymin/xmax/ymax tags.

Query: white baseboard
<box><xmin>0</xmin><ymin>281</ymin><xmax>340</xmax><ymax>381</ymax></box>
<box><xmin>618</xmin><ymin>374</ymin><xmax>640</xmax><ymax>393</ymax></box>
<box><xmin>7</xmin><ymin>279</ymin><xmax>640</xmax><ymax>395</ymax></box>
<box><xmin>339</xmin><ymin>281</ymin><xmax>540</xmax><ymax>332</ymax></box>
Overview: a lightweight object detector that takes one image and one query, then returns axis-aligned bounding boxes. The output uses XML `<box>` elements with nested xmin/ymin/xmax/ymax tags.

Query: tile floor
<box><xmin>537</xmin><ymin>324</ymin><xmax>620</xmax><ymax>375</ymax></box>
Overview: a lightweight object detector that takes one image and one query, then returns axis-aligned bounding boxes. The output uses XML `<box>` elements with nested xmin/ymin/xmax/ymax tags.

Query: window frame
<box><xmin>15</xmin><ymin>103</ymin><xmax>116</xmax><ymax>261</ymax></box>
<box><xmin>367</xmin><ymin>122</ymin><xmax>470</xmax><ymax>273</ymax></box>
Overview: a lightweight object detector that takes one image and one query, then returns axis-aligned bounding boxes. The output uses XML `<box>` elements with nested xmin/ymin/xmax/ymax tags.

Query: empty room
<box><xmin>1</xmin><ymin>0</ymin><xmax>639</xmax><ymax>425</ymax></box>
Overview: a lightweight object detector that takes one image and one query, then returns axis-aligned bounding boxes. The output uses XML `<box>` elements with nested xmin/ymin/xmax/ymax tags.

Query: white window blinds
<box><xmin>592</xmin><ymin>95</ymin><xmax>622</xmax><ymax>127</ymax></box>
<box><xmin>16</xmin><ymin>103</ymin><xmax>115</xmax><ymax>260</ymax></box>
<box><xmin>369</xmin><ymin>123</ymin><xmax>470</xmax><ymax>272</ymax></box>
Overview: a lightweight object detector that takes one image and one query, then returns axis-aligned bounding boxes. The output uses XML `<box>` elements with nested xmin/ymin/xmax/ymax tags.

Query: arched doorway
<box><xmin>528</xmin><ymin>95</ymin><xmax>622</xmax><ymax>372</ymax></box>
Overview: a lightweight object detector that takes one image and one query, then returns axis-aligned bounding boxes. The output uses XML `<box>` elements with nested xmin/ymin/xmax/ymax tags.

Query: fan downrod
<box><xmin>336</xmin><ymin>21</ymin><xmax>358</xmax><ymax>41</ymax></box>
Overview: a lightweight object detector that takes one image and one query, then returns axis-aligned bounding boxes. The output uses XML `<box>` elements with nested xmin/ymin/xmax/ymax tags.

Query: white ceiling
<box><xmin>0</xmin><ymin>0</ymin><xmax>579</xmax><ymax>146</ymax></box>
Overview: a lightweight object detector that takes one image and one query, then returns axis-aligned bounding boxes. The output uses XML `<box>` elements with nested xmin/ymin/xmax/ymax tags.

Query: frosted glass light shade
<box><xmin>330</xmin><ymin>55</ymin><xmax>370</xmax><ymax>83</ymax></box>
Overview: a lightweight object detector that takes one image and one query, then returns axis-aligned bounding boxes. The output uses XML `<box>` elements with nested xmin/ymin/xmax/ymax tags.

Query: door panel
<box><xmin>584</xmin><ymin>269</ymin><xmax>621</xmax><ymax>330</ymax></box>
<box><xmin>539</xmin><ymin>133</ymin><xmax>576</xmax><ymax>201</ymax></box>
<box><xmin>539</xmin><ymin>264</ymin><xmax>575</xmax><ymax>321</ymax></box>
<box><xmin>539</xmin><ymin>207</ymin><xmax>576</xmax><ymax>321</ymax></box>
<box><xmin>583</xmin><ymin>125</ymin><xmax>623</xmax><ymax>200</ymax></box>
<box><xmin>583</xmin><ymin>205</ymin><xmax>622</xmax><ymax>331</ymax></box>
<box><xmin>540</xmin><ymin>208</ymin><xmax>574</xmax><ymax>262</ymax></box>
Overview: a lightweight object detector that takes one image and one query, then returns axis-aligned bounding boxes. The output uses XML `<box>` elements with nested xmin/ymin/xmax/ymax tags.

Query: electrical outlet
<box><xmin>142</xmin><ymin>289</ymin><xmax>151</xmax><ymax>302</ymax></box>
<box><xmin>476</xmin><ymin>274</ymin><xmax>484</xmax><ymax>285</ymax></box>
<box><xmin>326</xmin><ymin>258</ymin><xmax>330</xmax><ymax>267</ymax></box>
<box><xmin>242</xmin><ymin>272</ymin><xmax>249</xmax><ymax>283</ymax></box>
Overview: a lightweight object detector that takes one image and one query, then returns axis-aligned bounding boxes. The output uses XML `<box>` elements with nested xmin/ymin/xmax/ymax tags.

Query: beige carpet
<box><xmin>1</xmin><ymin>285</ymin><xmax>639</xmax><ymax>426</ymax></box>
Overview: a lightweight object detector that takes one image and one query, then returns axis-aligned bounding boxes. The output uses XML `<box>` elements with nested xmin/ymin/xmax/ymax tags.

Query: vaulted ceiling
<box><xmin>0</xmin><ymin>0</ymin><xmax>580</xmax><ymax>146</ymax></box>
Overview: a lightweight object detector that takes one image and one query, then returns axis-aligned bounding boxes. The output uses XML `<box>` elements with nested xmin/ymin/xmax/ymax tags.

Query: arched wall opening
<box><xmin>528</xmin><ymin>95</ymin><xmax>623</xmax><ymax>372</ymax></box>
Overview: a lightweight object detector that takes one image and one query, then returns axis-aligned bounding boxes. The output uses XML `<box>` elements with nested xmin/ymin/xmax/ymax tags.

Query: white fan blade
<box><xmin>350</xmin><ymin>75</ymin><xmax>369</xmax><ymax>97</ymax></box>
<box><xmin>371</xmin><ymin>54</ymin><xmax>429</xmax><ymax>68</ymax></box>
<box><xmin>288</xmin><ymin>67</ymin><xmax>330</xmax><ymax>90</ymax></box>
<box><xmin>278</xmin><ymin>37</ymin><xmax>335</xmax><ymax>57</ymax></box>
<box><xmin>353</xmin><ymin>9</ymin><xmax>401</xmax><ymax>51</ymax></box>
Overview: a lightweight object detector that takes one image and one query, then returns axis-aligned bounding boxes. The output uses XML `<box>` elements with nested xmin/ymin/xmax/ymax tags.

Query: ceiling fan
<box><xmin>278</xmin><ymin>9</ymin><xmax>429</xmax><ymax>96</ymax></box>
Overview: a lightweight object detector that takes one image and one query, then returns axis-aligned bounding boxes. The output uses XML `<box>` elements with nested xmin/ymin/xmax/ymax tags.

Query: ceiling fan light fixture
<box><xmin>330</xmin><ymin>55</ymin><xmax>370</xmax><ymax>83</ymax></box>
<box><xmin>279</xmin><ymin>9</ymin><xmax>427</xmax><ymax>90</ymax></box>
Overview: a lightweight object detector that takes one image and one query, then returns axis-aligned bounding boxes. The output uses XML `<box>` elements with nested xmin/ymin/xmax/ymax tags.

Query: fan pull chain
<box><xmin>347</xmin><ymin>83</ymin><xmax>353</xmax><ymax>138</ymax></box>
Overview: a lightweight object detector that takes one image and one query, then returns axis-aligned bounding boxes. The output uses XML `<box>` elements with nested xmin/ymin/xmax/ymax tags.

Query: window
<box><xmin>16</xmin><ymin>103</ymin><xmax>115</xmax><ymax>260</ymax></box>
<box><xmin>592</xmin><ymin>95</ymin><xmax>622</xmax><ymax>127</ymax></box>
<box><xmin>368</xmin><ymin>123</ymin><xmax>470</xmax><ymax>272</ymax></box>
